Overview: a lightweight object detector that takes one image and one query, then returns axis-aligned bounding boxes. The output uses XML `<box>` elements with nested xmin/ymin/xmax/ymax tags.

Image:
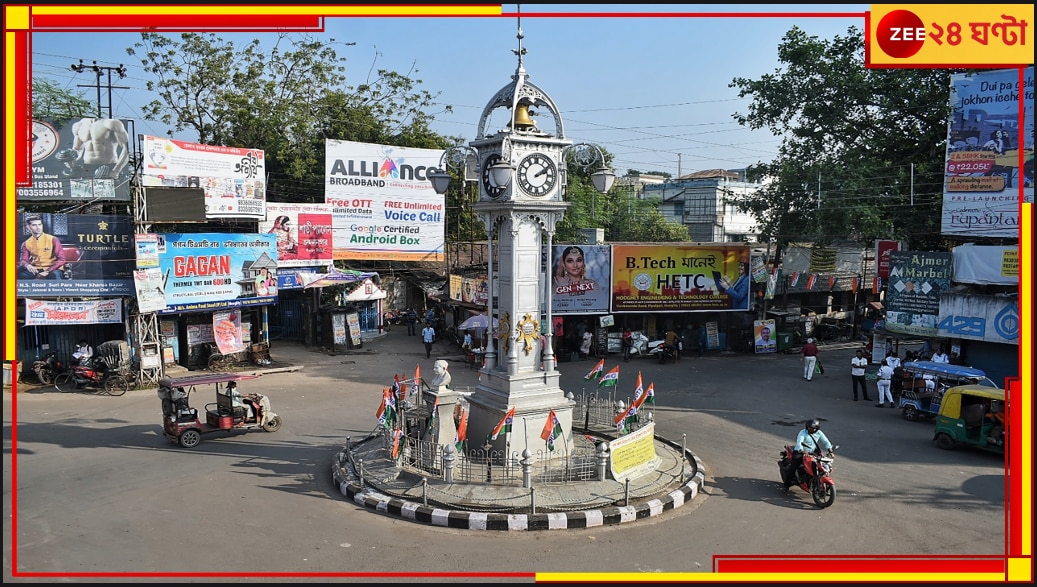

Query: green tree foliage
<box><xmin>127</xmin><ymin>33</ymin><xmax>451</xmax><ymax>203</ymax></box>
<box><xmin>31</xmin><ymin>78</ymin><xmax>93</xmax><ymax>119</ymax></box>
<box><xmin>729</xmin><ymin>26</ymin><xmax>961</xmax><ymax>251</ymax></box>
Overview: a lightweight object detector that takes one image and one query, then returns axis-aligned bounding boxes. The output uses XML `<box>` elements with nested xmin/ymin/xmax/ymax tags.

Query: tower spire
<box><xmin>512</xmin><ymin>4</ymin><xmax>526</xmax><ymax>73</ymax></box>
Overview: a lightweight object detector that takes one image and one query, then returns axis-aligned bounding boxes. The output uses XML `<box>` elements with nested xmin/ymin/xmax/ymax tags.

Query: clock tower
<box><xmin>464</xmin><ymin>22</ymin><xmax>580</xmax><ymax>459</ymax></box>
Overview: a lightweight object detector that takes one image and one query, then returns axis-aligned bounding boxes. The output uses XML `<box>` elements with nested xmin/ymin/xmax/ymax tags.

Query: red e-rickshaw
<box><xmin>158</xmin><ymin>372</ymin><xmax>282</xmax><ymax>448</ymax></box>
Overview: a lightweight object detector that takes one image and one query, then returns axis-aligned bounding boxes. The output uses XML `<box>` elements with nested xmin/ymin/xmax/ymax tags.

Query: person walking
<box><xmin>850</xmin><ymin>349</ymin><xmax>871</xmax><ymax>401</ymax></box>
<box><xmin>622</xmin><ymin>328</ymin><xmax>633</xmax><ymax>362</ymax></box>
<box><xmin>422</xmin><ymin>322</ymin><xmax>436</xmax><ymax>359</ymax></box>
<box><xmin>801</xmin><ymin>338</ymin><xmax>819</xmax><ymax>381</ymax></box>
<box><xmin>876</xmin><ymin>361</ymin><xmax>896</xmax><ymax>407</ymax></box>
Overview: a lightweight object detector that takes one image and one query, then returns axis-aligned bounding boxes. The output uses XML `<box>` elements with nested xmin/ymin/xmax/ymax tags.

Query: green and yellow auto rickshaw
<box><xmin>932</xmin><ymin>385</ymin><xmax>1006</xmax><ymax>454</ymax></box>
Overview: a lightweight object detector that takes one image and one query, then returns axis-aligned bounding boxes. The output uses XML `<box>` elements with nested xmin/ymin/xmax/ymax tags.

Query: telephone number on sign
<box><xmin>947</xmin><ymin>161</ymin><xmax>993</xmax><ymax>173</ymax></box>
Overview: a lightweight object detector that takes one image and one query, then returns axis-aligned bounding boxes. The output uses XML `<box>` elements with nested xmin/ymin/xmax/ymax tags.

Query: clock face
<box><xmin>517</xmin><ymin>153</ymin><xmax>557</xmax><ymax>197</ymax></box>
<box><xmin>481</xmin><ymin>153</ymin><xmax>507</xmax><ymax>199</ymax></box>
<box><xmin>31</xmin><ymin>120</ymin><xmax>60</xmax><ymax>163</ymax></box>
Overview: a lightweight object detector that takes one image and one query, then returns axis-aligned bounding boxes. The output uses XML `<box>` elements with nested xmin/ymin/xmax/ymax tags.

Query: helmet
<box><xmin>805</xmin><ymin>418</ymin><xmax>821</xmax><ymax>433</ymax></box>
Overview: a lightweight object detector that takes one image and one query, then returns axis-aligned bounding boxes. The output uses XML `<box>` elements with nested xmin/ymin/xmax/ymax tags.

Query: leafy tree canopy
<box><xmin>32</xmin><ymin>78</ymin><xmax>93</xmax><ymax>119</ymax></box>
<box><xmin>729</xmin><ymin>25</ymin><xmax>963</xmax><ymax>252</ymax></box>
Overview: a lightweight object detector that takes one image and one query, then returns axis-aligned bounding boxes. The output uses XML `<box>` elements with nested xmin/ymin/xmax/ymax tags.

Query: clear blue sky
<box><xmin>30</xmin><ymin>4</ymin><xmax>870</xmax><ymax>178</ymax></box>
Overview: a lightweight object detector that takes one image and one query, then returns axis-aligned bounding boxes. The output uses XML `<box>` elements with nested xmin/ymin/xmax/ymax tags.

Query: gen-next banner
<box><xmin>611</xmin><ymin>244</ymin><xmax>751</xmax><ymax>312</ymax></box>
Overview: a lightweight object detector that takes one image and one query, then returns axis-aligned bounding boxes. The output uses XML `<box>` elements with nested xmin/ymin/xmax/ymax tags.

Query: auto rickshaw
<box><xmin>158</xmin><ymin>372</ymin><xmax>282</xmax><ymax>448</ymax></box>
<box><xmin>896</xmin><ymin>361</ymin><xmax>999</xmax><ymax>422</ymax></box>
<box><xmin>933</xmin><ymin>385</ymin><xmax>1006</xmax><ymax>453</ymax></box>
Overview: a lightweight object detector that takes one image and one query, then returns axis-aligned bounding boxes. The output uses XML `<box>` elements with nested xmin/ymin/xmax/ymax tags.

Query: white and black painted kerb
<box><xmin>332</xmin><ymin>436</ymin><xmax>707</xmax><ymax>531</ymax></box>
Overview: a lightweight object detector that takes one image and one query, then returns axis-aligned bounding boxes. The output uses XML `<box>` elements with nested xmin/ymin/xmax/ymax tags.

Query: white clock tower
<box><xmin>430</xmin><ymin>22</ymin><xmax>614</xmax><ymax>460</ymax></box>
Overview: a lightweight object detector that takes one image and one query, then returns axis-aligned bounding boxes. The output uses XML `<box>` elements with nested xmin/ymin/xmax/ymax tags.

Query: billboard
<box><xmin>941</xmin><ymin>66</ymin><xmax>1034</xmax><ymax>237</ymax></box>
<box><xmin>141</xmin><ymin>135</ymin><xmax>267</xmax><ymax>219</ymax></box>
<box><xmin>611</xmin><ymin>244</ymin><xmax>751</xmax><ymax>312</ymax></box>
<box><xmin>885</xmin><ymin>250</ymin><xmax>953</xmax><ymax>337</ymax></box>
<box><xmin>259</xmin><ymin>203</ymin><xmax>334</xmax><ymax>267</ymax></box>
<box><xmin>19</xmin><ymin>117</ymin><xmax>134</xmax><ymax>201</ymax></box>
<box><xmin>324</xmin><ymin>140</ymin><xmax>444</xmax><ymax>261</ymax></box>
<box><xmin>16</xmin><ymin>212</ymin><xmax>135</xmax><ymax>297</ymax></box>
<box><xmin>551</xmin><ymin>244</ymin><xmax>611</xmax><ymax>314</ymax></box>
<box><xmin>152</xmin><ymin>233</ymin><xmax>278</xmax><ymax>314</ymax></box>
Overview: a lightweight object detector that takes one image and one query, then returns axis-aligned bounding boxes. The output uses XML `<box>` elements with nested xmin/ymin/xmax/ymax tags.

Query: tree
<box><xmin>729</xmin><ymin>26</ymin><xmax>962</xmax><ymax>252</ymax></box>
<box><xmin>127</xmin><ymin>33</ymin><xmax>451</xmax><ymax>202</ymax></box>
<box><xmin>31</xmin><ymin>78</ymin><xmax>93</xmax><ymax>119</ymax></box>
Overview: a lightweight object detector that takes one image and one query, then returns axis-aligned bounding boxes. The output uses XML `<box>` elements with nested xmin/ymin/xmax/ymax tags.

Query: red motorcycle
<box><xmin>54</xmin><ymin>359</ymin><xmax>128</xmax><ymax>396</ymax></box>
<box><xmin>777</xmin><ymin>443</ymin><xmax>838</xmax><ymax>508</ymax></box>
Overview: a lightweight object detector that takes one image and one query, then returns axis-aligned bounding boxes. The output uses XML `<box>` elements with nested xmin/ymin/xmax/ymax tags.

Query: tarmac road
<box><xmin>3</xmin><ymin>330</ymin><xmax>1006</xmax><ymax>582</ymax></box>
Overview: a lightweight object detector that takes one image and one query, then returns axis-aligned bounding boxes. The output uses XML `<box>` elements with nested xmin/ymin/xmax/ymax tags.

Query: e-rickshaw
<box><xmin>896</xmin><ymin>361</ymin><xmax>999</xmax><ymax>422</ymax></box>
<box><xmin>158</xmin><ymin>372</ymin><xmax>282</xmax><ymax>448</ymax></box>
<box><xmin>933</xmin><ymin>385</ymin><xmax>1006</xmax><ymax>454</ymax></box>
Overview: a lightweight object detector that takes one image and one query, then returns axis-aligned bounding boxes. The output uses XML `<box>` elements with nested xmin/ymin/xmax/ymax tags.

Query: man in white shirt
<box><xmin>422</xmin><ymin>323</ymin><xmax>436</xmax><ymax>359</ymax></box>
<box><xmin>72</xmin><ymin>339</ymin><xmax>93</xmax><ymax>366</ymax></box>
<box><xmin>876</xmin><ymin>363</ymin><xmax>896</xmax><ymax>408</ymax></box>
<box><xmin>931</xmin><ymin>346</ymin><xmax>950</xmax><ymax>363</ymax></box>
<box><xmin>850</xmin><ymin>349</ymin><xmax>871</xmax><ymax>402</ymax></box>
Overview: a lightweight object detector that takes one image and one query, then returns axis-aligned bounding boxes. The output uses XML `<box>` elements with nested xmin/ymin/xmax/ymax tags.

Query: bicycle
<box><xmin>206</xmin><ymin>343</ymin><xmax>229</xmax><ymax>371</ymax></box>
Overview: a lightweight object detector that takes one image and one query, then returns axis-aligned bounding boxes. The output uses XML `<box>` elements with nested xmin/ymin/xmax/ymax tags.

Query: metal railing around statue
<box><xmin>342</xmin><ymin>389</ymin><xmax>689</xmax><ymax>514</ymax></box>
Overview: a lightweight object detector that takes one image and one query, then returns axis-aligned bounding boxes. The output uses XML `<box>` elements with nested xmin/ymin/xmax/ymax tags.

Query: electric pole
<box><xmin>71</xmin><ymin>59</ymin><xmax>128</xmax><ymax>118</ymax></box>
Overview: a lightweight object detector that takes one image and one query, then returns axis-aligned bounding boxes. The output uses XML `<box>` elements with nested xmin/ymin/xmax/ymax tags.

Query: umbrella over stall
<box><xmin>458</xmin><ymin>314</ymin><xmax>499</xmax><ymax>331</ymax></box>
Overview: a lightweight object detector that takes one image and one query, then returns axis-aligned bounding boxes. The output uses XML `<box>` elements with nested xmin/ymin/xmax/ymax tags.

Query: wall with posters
<box><xmin>258</xmin><ymin>203</ymin><xmax>334</xmax><ymax>267</ymax></box>
<box><xmin>324</xmin><ymin>140</ymin><xmax>444</xmax><ymax>262</ymax></box>
<box><xmin>552</xmin><ymin>244</ymin><xmax>611</xmax><ymax>314</ymax></box>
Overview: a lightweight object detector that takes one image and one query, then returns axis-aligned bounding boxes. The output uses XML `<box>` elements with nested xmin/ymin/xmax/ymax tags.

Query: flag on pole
<box><xmin>414</xmin><ymin>364</ymin><xmax>421</xmax><ymax>387</ymax></box>
<box><xmin>828</xmin><ymin>275</ymin><xmax>837</xmax><ymax>290</ymax></box>
<box><xmin>789</xmin><ymin>271</ymin><xmax>801</xmax><ymax>287</ymax></box>
<box><xmin>491</xmin><ymin>407</ymin><xmax>515</xmax><ymax>440</ymax></box>
<box><xmin>630</xmin><ymin>372</ymin><xmax>645</xmax><ymax>405</ymax></box>
<box><xmin>376</xmin><ymin>387</ymin><xmax>395</xmax><ymax>429</ymax></box>
<box><xmin>391</xmin><ymin>427</ymin><xmax>404</xmax><ymax>459</ymax></box>
<box><xmin>427</xmin><ymin>396</ymin><xmax>438</xmax><ymax>431</ymax></box>
<box><xmin>643</xmin><ymin>382</ymin><xmax>656</xmax><ymax>405</ymax></box>
<box><xmin>806</xmin><ymin>274</ymin><xmax>817</xmax><ymax>290</ymax></box>
<box><xmin>454</xmin><ymin>406</ymin><xmax>468</xmax><ymax>451</ymax></box>
<box><xmin>583</xmin><ymin>358</ymin><xmax>605</xmax><ymax>381</ymax></box>
<box><xmin>392</xmin><ymin>374</ymin><xmax>406</xmax><ymax>402</ymax></box>
<box><xmin>540</xmin><ymin>409</ymin><xmax>563</xmax><ymax>451</ymax></box>
<box><xmin>851</xmin><ymin>277</ymin><xmax>860</xmax><ymax>294</ymax></box>
<box><xmin>598</xmin><ymin>365</ymin><xmax>620</xmax><ymax>387</ymax></box>
<box><xmin>613</xmin><ymin>402</ymin><xmax>637</xmax><ymax>433</ymax></box>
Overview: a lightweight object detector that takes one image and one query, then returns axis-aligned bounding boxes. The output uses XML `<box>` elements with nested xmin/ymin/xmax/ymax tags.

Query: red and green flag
<box><xmin>391</xmin><ymin>427</ymin><xmax>404</xmax><ymax>459</ymax></box>
<box><xmin>454</xmin><ymin>406</ymin><xmax>469</xmax><ymax>451</ymax></box>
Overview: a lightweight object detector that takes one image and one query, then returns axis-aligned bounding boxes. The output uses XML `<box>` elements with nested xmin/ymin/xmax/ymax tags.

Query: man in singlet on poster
<box><xmin>72</xmin><ymin>117</ymin><xmax>130</xmax><ymax>179</ymax></box>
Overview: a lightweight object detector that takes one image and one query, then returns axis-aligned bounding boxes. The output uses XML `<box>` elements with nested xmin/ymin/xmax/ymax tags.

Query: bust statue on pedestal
<box><xmin>430</xmin><ymin>359</ymin><xmax>452</xmax><ymax>391</ymax></box>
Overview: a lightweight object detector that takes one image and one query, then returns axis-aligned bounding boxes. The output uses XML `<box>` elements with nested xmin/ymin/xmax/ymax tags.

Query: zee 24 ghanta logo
<box><xmin>874</xmin><ymin>8</ymin><xmax>1028</xmax><ymax>60</ymax></box>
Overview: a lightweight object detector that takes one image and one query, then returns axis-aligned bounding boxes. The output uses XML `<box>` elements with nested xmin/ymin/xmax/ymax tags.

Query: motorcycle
<box><xmin>54</xmin><ymin>360</ymin><xmax>128</xmax><ymax>396</ymax></box>
<box><xmin>32</xmin><ymin>351</ymin><xmax>66</xmax><ymax>385</ymax></box>
<box><xmin>656</xmin><ymin>342</ymin><xmax>677</xmax><ymax>364</ymax></box>
<box><xmin>625</xmin><ymin>331</ymin><xmax>665</xmax><ymax>359</ymax></box>
<box><xmin>778</xmin><ymin>443</ymin><xmax>838</xmax><ymax>508</ymax></box>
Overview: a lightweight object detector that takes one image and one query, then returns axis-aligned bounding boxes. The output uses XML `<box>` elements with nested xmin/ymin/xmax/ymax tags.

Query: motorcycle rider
<box><xmin>783</xmin><ymin>418</ymin><xmax>834</xmax><ymax>492</ymax></box>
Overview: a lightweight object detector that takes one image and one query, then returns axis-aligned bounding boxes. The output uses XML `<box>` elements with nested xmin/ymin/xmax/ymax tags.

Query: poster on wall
<box><xmin>611</xmin><ymin>244</ymin><xmax>752</xmax><ymax>312</ymax></box>
<box><xmin>259</xmin><ymin>203</ymin><xmax>334</xmax><ymax>267</ymax></box>
<box><xmin>133</xmin><ymin>268</ymin><xmax>168</xmax><ymax>313</ymax></box>
<box><xmin>17</xmin><ymin>117</ymin><xmax>135</xmax><ymax>202</ymax></box>
<box><xmin>213</xmin><ymin>309</ymin><xmax>244</xmax><ymax>355</ymax></box>
<box><xmin>346</xmin><ymin>313</ymin><xmax>362</xmax><ymax>346</ymax></box>
<box><xmin>754</xmin><ymin>319</ymin><xmax>777</xmax><ymax>354</ymax></box>
<box><xmin>324</xmin><ymin>140</ymin><xmax>445</xmax><ymax>262</ymax></box>
<box><xmin>141</xmin><ymin>135</ymin><xmax>266</xmax><ymax>219</ymax></box>
<box><xmin>16</xmin><ymin>212</ymin><xmax>135</xmax><ymax>297</ymax></box>
<box><xmin>24</xmin><ymin>298</ymin><xmax>123</xmax><ymax>325</ymax></box>
<box><xmin>552</xmin><ymin>244</ymin><xmax>611</xmax><ymax>314</ymax></box>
